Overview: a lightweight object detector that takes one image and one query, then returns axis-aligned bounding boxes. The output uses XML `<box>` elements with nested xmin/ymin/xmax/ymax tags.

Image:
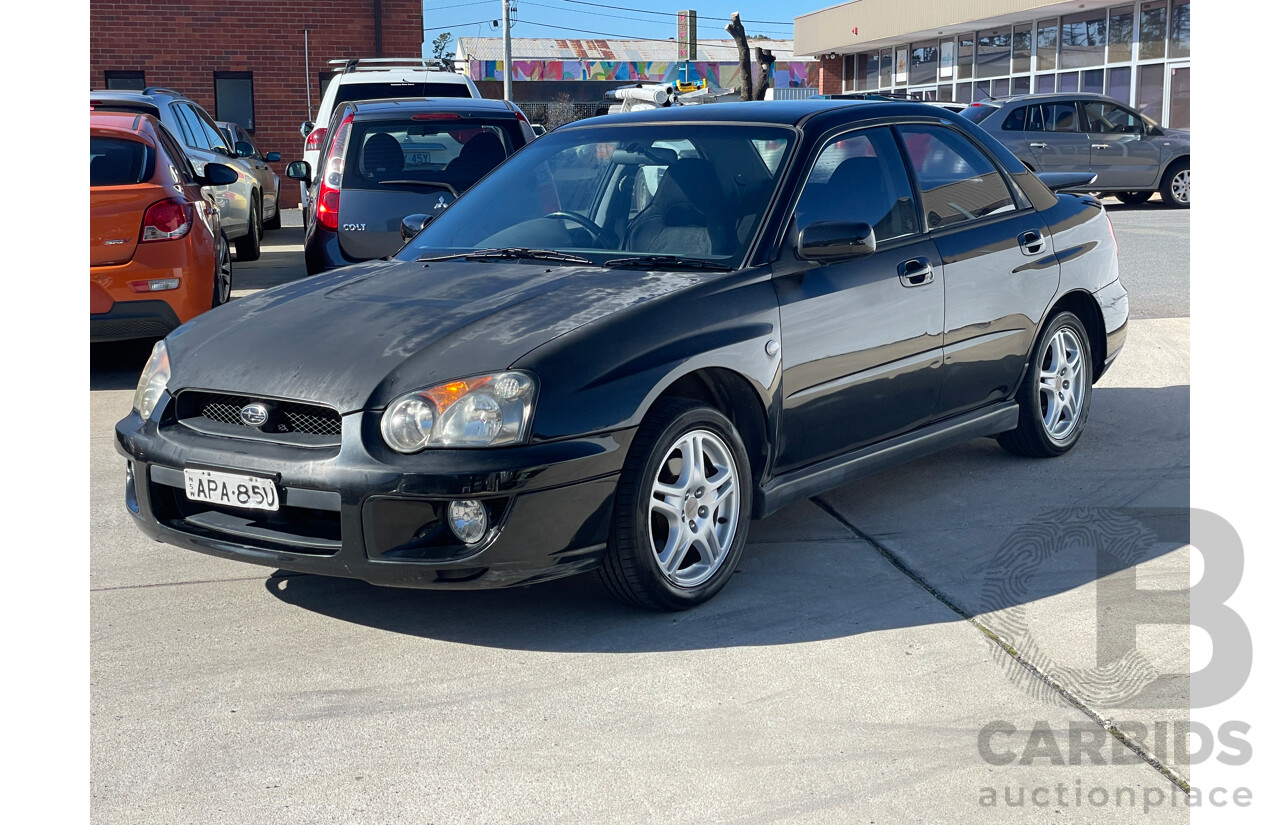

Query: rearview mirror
<box><xmin>264</xmin><ymin>151</ymin><xmax>282</xmax><ymax>162</ymax></box>
<box><xmin>234</xmin><ymin>141</ymin><xmax>254</xmax><ymax>158</ymax></box>
<box><xmin>401</xmin><ymin>213</ymin><xmax>434</xmax><ymax>242</ymax></box>
<box><xmin>300</xmin><ymin>121</ymin><xmax>315</xmax><ymax>137</ymax></box>
<box><xmin>286</xmin><ymin>161</ymin><xmax>312</xmax><ymax>181</ymax></box>
<box><xmin>197</xmin><ymin>162</ymin><xmax>239</xmax><ymax>187</ymax></box>
<box><xmin>797</xmin><ymin>221</ymin><xmax>876</xmax><ymax>263</ymax></box>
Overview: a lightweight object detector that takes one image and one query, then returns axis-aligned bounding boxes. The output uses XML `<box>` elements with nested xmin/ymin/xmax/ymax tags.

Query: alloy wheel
<box><xmin>647</xmin><ymin>428</ymin><xmax>741</xmax><ymax>588</ymax></box>
<box><xmin>1037</xmin><ymin>327</ymin><xmax>1086</xmax><ymax>442</ymax></box>
<box><xmin>1170</xmin><ymin>169</ymin><xmax>1190</xmax><ymax>205</ymax></box>
<box><xmin>216</xmin><ymin>238</ymin><xmax>233</xmax><ymax>304</ymax></box>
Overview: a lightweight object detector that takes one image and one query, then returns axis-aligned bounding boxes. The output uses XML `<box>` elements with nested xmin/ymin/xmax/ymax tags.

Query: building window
<box><xmin>104</xmin><ymin>70</ymin><xmax>145</xmax><ymax>90</ymax></box>
<box><xmin>844</xmin><ymin>55</ymin><xmax>858</xmax><ymax>91</ymax></box>
<box><xmin>976</xmin><ymin>28</ymin><xmax>1011</xmax><ymax>79</ymax></box>
<box><xmin>1035</xmin><ymin>74</ymin><xmax>1056</xmax><ymax>94</ymax></box>
<box><xmin>1061</xmin><ymin>9</ymin><xmax>1107</xmax><ymax>69</ymax></box>
<box><xmin>1012</xmin><ymin>76</ymin><xmax>1031</xmax><ymax>96</ymax></box>
<box><xmin>1139</xmin><ymin>1</ymin><xmax>1168</xmax><ymax>60</ymax></box>
<box><xmin>1108</xmin><ymin>6</ymin><xmax>1135</xmax><ymax>64</ymax></box>
<box><xmin>1036</xmin><ymin>21</ymin><xmax>1058</xmax><ymax>72</ymax></box>
<box><xmin>957</xmin><ymin>34</ymin><xmax>975</xmax><ymax>80</ymax></box>
<box><xmin>1107</xmin><ymin>66</ymin><xmax>1132</xmax><ymax>105</ymax></box>
<box><xmin>1012</xmin><ymin>25</ymin><xmax>1032</xmax><ymax>74</ymax></box>
<box><xmin>910</xmin><ymin>40</ymin><xmax>939</xmax><ymax>86</ymax></box>
<box><xmin>1082</xmin><ymin>68</ymin><xmax>1104</xmax><ymax>94</ymax></box>
<box><xmin>879</xmin><ymin>50</ymin><xmax>892</xmax><ymax>88</ymax></box>
<box><xmin>214</xmin><ymin>72</ymin><xmax>255</xmax><ymax>131</ymax></box>
<box><xmin>1170</xmin><ymin>0</ymin><xmax>1190</xmax><ymax>58</ymax></box>
<box><xmin>1137</xmin><ymin>63</ymin><xmax>1166</xmax><ymax>121</ymax></box>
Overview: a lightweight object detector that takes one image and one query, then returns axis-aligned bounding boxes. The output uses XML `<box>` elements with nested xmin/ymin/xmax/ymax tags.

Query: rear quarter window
<box><xmin>958</xmin><ymin>105</ymin><xmax>999</xmax><ymax>124</ymax></box>
<box><xmin>1001</xmin><ymin>106</ymin><xmax>1029</xmax><ymax>131</ymax></box>
<box><xmin>90</xmin><ymin>136</ymin><xmax>153</xmax><ymax>186</ymax></box>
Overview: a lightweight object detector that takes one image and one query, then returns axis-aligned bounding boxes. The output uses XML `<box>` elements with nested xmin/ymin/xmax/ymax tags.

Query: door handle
<box><xmin>1019</xmin><ymin>230</ymin><xmax>1046</xmax><ymax>256</ymax></box>
<box><xmin>1092</xmin><ymin>143</ymin><xmax>1111</xmax><ymax>150</ymax></box>
<box><xmin>898</xmin><ymin>257</ymin><xmax>934</xmax><ymax>287</ymax></box>
<box><xmin>1029</xmin><ymin>142</ymin><xmax>1048</xmax><ymax>149</ymax></box>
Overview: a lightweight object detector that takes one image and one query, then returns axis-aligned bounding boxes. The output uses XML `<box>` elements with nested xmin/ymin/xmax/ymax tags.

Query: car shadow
<box><xmin>90</xmin><ymin>338</ymin><xmax>160</xmax><ymax>391</ymax></box>
<box><xmin>264</xmin><ymin>385</ymin><xmax>1189</xmax><ymax>654</ymax></box>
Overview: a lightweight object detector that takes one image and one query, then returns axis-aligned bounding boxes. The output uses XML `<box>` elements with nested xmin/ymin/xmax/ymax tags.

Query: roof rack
<box><xmin>328</xmin><ymin>58</ymin><xmax>451</xmax><ymax>74</ymax></box>
<box><xmin>141</xmin><ymin>87</ymin><xmax>185</xmax><ymax>97</ymax></box>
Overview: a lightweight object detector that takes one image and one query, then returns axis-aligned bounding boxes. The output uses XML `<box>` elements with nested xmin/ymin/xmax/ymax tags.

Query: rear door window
<box><xmin>90</xmin><ymin>136</ymin><xmax>153</xmax><ymax>186</ymax></box>
<box><xmin>897</xmin><ymin>124</ymin><xmax>1016</xmax><ymax>229</ymax></box>
<box><xmin>154</xmin><ymin>123</ymin><xmax>199</xmax><ymax>185</ymax></box>
<box><xmin>341</xmin><ymin>119</ymin><xmax>521</xmax><ymax>193</ymax></box>
<box><xmin>1039</xmin><ymin>102</ymin><xmax>1080</xmax><ymax>132</ymax></box>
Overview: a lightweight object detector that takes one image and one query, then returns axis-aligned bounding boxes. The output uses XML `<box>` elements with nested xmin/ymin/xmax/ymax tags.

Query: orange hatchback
<box><xmin>90</xmin><ymin>112</ymin><xmax>240</xmax><ymax>342</ymax></box>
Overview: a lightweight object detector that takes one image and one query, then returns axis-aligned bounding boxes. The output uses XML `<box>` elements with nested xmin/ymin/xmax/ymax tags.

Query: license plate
<box><xmin>405</xmin><ymin>152</ymin><xmax>431</xmax><ymax>165</ymax></box>
<box><xmin>184</xmin><ymin>468</ymin><xmax>279</xmax><ymax>512</ymax></box>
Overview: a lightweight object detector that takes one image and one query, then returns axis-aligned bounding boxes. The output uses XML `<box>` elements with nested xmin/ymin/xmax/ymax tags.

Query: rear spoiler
<box><xmin>90</xmin><ymin>100</ymin><xmax>161</xmax><ymax>117</ymax></box>
<box><xmin>1036</xmin><ymin>171</ymin><xmax>1098</xmax><ymax>192</ymax></box>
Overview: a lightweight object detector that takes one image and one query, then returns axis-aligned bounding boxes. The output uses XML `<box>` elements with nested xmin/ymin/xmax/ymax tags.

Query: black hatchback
<box><xmin>289</xmin><ymin>98</ymin><xmax>534</xmax><ymax>275</ymax></box>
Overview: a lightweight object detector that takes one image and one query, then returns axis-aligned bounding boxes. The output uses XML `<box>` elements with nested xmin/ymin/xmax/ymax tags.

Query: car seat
<box><xmin>624</xmin><ymin>157</ymin><xmax>733</xmax><ymax>256</ymax></box>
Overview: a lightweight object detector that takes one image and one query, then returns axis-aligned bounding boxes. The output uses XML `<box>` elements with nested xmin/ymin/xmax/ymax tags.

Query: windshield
<box><xmin>396</xmin><ymin>123</ymin><xmax>795</xmax><ymax>269</ymax></box>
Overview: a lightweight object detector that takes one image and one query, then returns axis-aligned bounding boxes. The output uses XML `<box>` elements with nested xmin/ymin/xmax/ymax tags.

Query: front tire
<box><xmin>998</xmin><ymin>312</ymin><xmax>1093</xmax><ymax>457</ymax></box>
<box><xmin>599</xmin><ymin>399</ymin><xmax>751</xmax><ymax>611</ymax></box>
<box><xmin>1115</xmin><ymin>191</ymin><xmax>1153</xmax><ymax>205</ymax></box>
<box><xmin>235</xmin><ymin>196</ymin><xmax>263</xmax><ymax>261</ymax></box>
<box><xmin>1160</xmin><ymin>161</ymin><xmax>1190</xmax><ymax>208</ymax></box>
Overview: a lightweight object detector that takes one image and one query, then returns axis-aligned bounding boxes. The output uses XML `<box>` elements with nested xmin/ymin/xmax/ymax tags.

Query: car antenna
<box><xmin>975</xmin><ymin>86</ymin><xmax>993</xmax><ymax>101</ymax></box>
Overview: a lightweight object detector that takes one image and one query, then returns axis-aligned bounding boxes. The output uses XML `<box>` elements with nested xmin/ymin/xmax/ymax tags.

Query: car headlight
<box><xmin>132</xmin><ymin>340</ymin><xmax>171</xmax><ymax>421</ymax></box>
<box><xmin>380</xmin><ymin>371</ymin><xmax>537</xmax><ymax>452</ymax></box>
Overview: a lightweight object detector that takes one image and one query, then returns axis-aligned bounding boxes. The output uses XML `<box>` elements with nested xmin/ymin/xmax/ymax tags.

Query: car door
<box><xmin>896</xmin><ymin>123</ymin><xmax>1060</xmax><ymax>417</ymax></box>
<box><xmin>773</xmin><ymin>126</ymin><xmax>944</xmax><ymax>473</ymax></box>
<box><xmin>172</xmin><ymin>103</ymin><xmax>250</xmax><ymax>237</ymax></box>
<box><xmin>1025</xmin><ymin>101</ymin><xmax>1092</xmax><ymax>173</ymax></box>
<box><xmin>1081</xmin><ymin>100</ymin><xmax>1163</xmax><ymax>189</ymax></box>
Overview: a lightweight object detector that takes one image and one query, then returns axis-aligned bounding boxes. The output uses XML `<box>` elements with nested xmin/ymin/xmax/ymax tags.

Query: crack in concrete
<box><xmin>91</xmin><ymin>575</ymin><xmax>267</xmax><ymax>592</ymax></box>
<box><xmin>809</xmin><ymin>494</ymin><xmax>1191</xmax><ymax>795</ymax></box>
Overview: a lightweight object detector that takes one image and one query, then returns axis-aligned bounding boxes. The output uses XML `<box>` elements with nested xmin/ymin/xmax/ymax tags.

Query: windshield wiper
<box><xmin>603</xmin><ymin>255</ymin><xmax>733</xmax><ymax>271</ymax></box>
<box><xmin>416</xmin><ymin>247</ymin><xmax>595</xmax><ymax>265</ymax></box>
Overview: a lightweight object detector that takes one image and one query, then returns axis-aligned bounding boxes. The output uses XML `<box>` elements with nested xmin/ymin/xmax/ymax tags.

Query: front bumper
<box><xmin>116</xmin><ymin>394</ymin><xmax>633</xmax><ymax>588</ymax></box>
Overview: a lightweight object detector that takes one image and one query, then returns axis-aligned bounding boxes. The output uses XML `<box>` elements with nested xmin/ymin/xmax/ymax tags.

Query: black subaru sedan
<box><xmin>117</xmin><ymin>100</ymin><xmax>1128</xmax><ymax>611</ymax></box>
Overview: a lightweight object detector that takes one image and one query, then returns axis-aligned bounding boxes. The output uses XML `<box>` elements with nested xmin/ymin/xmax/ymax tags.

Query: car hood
<box><xmin>1160</xmin><ymin>128</ymin><xmax>1190</xmax><ymax>144</ymax></box>
<box><xmin>165</xmin><ymin>258</ymin><xmax>702</xmax><ymax>412</ymax></box>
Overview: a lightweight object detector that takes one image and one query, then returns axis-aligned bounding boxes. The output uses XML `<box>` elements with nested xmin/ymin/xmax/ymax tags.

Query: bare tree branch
<box><xmin>724</xmin><ymin>12</ymin><xmax>753</xmax><ymax>102</ymax></box>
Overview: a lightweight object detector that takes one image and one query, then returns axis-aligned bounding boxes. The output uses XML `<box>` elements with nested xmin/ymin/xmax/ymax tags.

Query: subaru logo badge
<box><xmin>240</xmin><ymin>403</ymin><xmax>269</xmax><ymax>426</ymax></box>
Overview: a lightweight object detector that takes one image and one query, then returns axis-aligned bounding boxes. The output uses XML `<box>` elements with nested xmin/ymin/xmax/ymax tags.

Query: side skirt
<box><xmin>754</xmin><ymin>401</ymin><xmax>1020</xmax><ymax>518</ymax></box>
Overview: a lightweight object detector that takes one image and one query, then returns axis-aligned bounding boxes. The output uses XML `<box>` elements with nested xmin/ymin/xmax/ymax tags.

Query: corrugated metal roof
<box><xmin>457</xmin><ymin>37</ymin><xmax>807</xmax><ymax>62</ymax></box>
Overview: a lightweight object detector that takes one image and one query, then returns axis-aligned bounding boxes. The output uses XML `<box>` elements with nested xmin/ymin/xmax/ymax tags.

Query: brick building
<box><xmin>89</xmin><ymin>1</ymin><xmax>424</xmax><ymax>208</ymax></box>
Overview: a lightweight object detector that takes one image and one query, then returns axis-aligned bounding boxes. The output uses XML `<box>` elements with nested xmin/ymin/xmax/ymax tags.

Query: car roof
<box><xmin>970</xmin><ymin>92</ymin><xmax>1126</xmax><ymax>108</ymax></box>
<box><xmin>332</xmin><ymin>68</ymin><xmax>468</xmax><ymax>84</ymax></box>
<box><xmin>90</xmin><ymin>111</ymin><xmax>161</xmax><ymax>144</ymax></box>
<box><xmin>346</xmin><ymin>97</ymin><xmax>515</xmax><ymax>117</ymax></box>
<box><xmin>560</xmin><ymin>99</ymin><xmax>954</xmax><ymax>129</ymax></box>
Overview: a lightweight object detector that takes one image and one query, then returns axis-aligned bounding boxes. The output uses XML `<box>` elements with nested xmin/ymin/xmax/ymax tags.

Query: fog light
<box><xmin>447</xmin><ymin>499</ymin><xmax>488</xmax><ymax>544</ymax></box>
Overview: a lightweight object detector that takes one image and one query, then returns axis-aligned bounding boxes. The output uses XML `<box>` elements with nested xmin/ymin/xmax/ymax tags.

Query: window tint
<box><xmin>341</xmin><ymin>120</ymin><xmax>521</xmax><ymax>193</ymax></box>
<box><xmin>190</xmin><ymin>105</ymin><xmax>231</xmax><ymax>152</ymax></box>
<box><xmin>1083</xmin><ymin>101</ymin><xmax>1144</xmax><ymax>134</ymax></box>
<box><xmin>90</xmin><ymin>137</ymin><xmax>152</xmax><ymax>186</ymax></box>
<box><xmin>170</xmin><ymin>104</ymin><xmax>204</xmax><ymax>148</ymax></box>
<box><xmin>1039</xmin><ymin>102</ymin><xmax>1080</xmax><ymax>132</ymax></box>
<box><xmin>1001</xmin><ymin>106</ymin><xmax>1029</xmax><ymax>131</ymax></box>
<box><xmin>794</xmin><ymin>127</ymin><xmax>917</xmax><ymax>242</ymax></box>
<box><xmin>897</xmin><ymin>125</ymin><xmax>1015</xmax><ymax>229</ymax></box>
<box><xmin>154</xmin><ymin>123</ymin><xmax>198</xmax><ymax>185</ymax></box>
<box><xmin>333</xmin><ymin>82</ymin><xmax>470</xmax><ymax>107</ymax></box>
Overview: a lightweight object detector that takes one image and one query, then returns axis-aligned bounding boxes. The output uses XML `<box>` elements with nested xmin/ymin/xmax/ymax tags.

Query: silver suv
<box><xmin>961</xmin><ymin>92</ymin><xmax>1190</xmax><ymax>208</ymax></box>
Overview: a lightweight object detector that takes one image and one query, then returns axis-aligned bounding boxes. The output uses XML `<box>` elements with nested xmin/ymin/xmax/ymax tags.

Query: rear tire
<box><xmin>599</xmin><ymin>398</ymin><xmax>751</xmax><ymax>611</ymax></box>
<box><xmin>235</xmin><ymin>197</ymin><xmax>262</xmax><ymax>261</ymax></box>
<box><xmin>1160</xmin><ymin>161</ymin><xmax>1190</xmax><ymax>208</ymax></box>
<box><xmin>1115</xmin><ymin>191</ymin><xmax>1153</xmax><ymax>205</ymax></box>
<box><xmin>211</xmin><ymin>231</ymin><xmax>233</xmax><ymax>307</ymax></box>
<box><xmin>998</xmin><ymin>312</ymin><xmax>1093</xmax><ymax>458</ymax></box>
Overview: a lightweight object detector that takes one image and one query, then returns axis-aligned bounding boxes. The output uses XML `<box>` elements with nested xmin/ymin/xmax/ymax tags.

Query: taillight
<box><xmin>411</xmin><ymin>112</ymin><xmax>461</xmax><ymax>121</ymax></box>
<box><xmin>141</xmin><ymin>199</ymin><xmax>194</xmax><ymax>242</ymax></box>
<box><xmin>316</xmin><ymin>113</ymin><xmax>354</xmax><ymax>232</ymax></box>
<box><xmin>305</xmin><ymin>126</ymin><xmax>328</xmax><ymax>151</ymax></box>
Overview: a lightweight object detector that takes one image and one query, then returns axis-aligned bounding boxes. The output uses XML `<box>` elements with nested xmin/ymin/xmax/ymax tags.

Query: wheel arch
<box><xmin>1042</xmin><ymin>290</ymin><xmax>1107</xmax><ymax>383</ymax></box>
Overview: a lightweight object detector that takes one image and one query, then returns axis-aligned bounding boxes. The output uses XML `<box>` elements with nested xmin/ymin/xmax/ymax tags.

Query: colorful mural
<box><xmin>469</xmin><ymin>60</ymin><xmax>819</xmax><ymax>90</ymax></box>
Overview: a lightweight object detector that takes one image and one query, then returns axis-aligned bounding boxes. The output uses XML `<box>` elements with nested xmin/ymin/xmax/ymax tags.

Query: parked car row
<box><xmin>116</xmin><ymin>97</ymin><xmax>1130</xmax><ymax>610</ymax></box>
<box><xmin>90</xmin><ymin>87</ymin><xmax>288</xmax><ymax>341</ymax></box>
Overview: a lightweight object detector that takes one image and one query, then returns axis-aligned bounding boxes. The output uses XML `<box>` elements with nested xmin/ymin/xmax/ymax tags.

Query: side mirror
<box><xmin>797</xmin><ymin>221</ymin><xmax>876</xmax><ymax>263</ymax></box>
<box><xmin>234</xmin><ymin>141</ymin><xmax>254</xmax><ymax>158</ymax></box>
<box><xmin>401</xmin><ymin>213</ymin><xmax>433</xmax><ymax>242</ymax></box>
<box><xmin>300</xmin><ymin>121</ymin><xmax>315</xmax><ymax>137</ymax></box>
<box><xmin>264</xmin><ymin>151</ymin><xmax>282</xmax><ymax>163</ymax></box>
<box><xmin>286</xmin><ymin>160</ymin><xmax>312</xmax><ymax>181</ymax></box>
<box><xmin>198</xmin><ymin>162</ymin><xmax>239</xmax><ymax>187</ymax></box>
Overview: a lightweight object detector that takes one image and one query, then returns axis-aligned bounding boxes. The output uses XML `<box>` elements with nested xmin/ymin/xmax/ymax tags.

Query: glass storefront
<box><xmin>843</xmin><ymin>0</ymin><xmax>1190</xmax><ymax>127</ymax></box>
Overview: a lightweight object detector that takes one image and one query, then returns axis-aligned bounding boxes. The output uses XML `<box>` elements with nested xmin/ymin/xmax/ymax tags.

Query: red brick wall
<box><xmin>817</xmin><ymin>54</ymin><xmax>843</xmax><ymax>96</ymax></box>
<box><xmin>90</xmin><ymin>1</ymin><xmax>424</xmax><ymax>208</ymax></box>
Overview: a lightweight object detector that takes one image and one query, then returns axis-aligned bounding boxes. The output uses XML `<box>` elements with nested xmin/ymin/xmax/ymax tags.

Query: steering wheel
<box><xmin>545</xmin><ymin>211</ymin><xmax>607</xmax><ymax>246</ymax></box>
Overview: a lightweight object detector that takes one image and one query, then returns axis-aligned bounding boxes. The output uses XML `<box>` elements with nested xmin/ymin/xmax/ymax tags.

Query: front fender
<box><xmin>514</xmin><ymin>267</ymin><xmax>783</xmax><ymax>443</ymax></box>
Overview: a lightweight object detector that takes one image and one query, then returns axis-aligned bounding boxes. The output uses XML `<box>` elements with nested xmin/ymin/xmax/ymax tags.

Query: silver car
<box><xmin>961</xmin><ymin>92</ymin><xmax>1190</xmax><ymax>208</ymax></box>
<box><xmin>218</xmin><ymin>121</ymin><xmax>282</xmax><ymax>230</ymax></box>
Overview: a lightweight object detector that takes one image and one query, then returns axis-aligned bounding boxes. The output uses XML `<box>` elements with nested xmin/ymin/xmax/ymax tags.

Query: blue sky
<box><xmin>421</xmin><ymin>1</ymin><xmax>802</xmax><ymax>55</ymax></box>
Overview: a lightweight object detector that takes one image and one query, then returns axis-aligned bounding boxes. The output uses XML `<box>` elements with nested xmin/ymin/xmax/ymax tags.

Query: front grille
<box><xmin>175</xmin><ymin>391</ymin><xmax>343</xmax><ymax>446</ymax></box>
